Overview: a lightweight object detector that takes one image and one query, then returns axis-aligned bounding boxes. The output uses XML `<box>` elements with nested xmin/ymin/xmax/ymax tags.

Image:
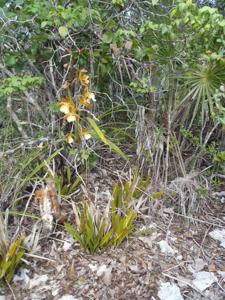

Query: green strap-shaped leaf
<box><xmin>64</xmin><ymin>223</ymin><xmax>82</xmax><ymax>244</ymax></box>
<box><xmin>87</xmin><ymin>118</ymin><xmax>128</xmax><ymax>161</ymax></box>
<box><xmin>19</xmin><ymin>147</ymin><xmax>64</xmax><ymax>190</ymax></box>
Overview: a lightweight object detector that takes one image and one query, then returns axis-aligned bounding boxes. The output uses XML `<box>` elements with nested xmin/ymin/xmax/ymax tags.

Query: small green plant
<box><xmin>211</xmin><ymin>178</ymin><xmax>223</xmax><ymax>189</ymax></box>
<box><xmin>196</xmin><ymin>187</ymin><xmax>208</xmax><ymax>198</ymax></box>
<box><xmin>113</xmin><ymin>169</ymin><xmax>151</xmax><ymax>208</ymax></box>
<box><xmin>130</xmin><ymin>79</ymin><xmax>156</xmax><ymax>94</ymax></box>
<box><xmin>214</xmin><ymin>151</ymin><xmax>225</xmax><ymax>163</ymax></box>
<box><xmin>64</xmin><ymin>182</ymin><xmax>138</xmax><ymax>253</ymax></box>
<box><xmin>53</xmin><ymin>165</ymin><xmax>82</xmax><ymax>196</ymax></box>
<box><xmin>213</xmin><ymin>151</ymin><xmax>225</xmax><ymax>172</ymax></box>
<box><xmin>0</xmin><ymin>215</ymin><xmax>25</xmax><ymax>282</ymax></box>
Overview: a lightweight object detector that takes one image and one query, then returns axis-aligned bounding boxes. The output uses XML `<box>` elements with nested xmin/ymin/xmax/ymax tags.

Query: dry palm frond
<box><xmin>135</xmin><ymin>105</ymin><xmax>165</xmax><ymax>186</ymax></box>
<box><xmin>35</xmin><ymin>182</ymin><xmax>65</xmax><ymax>232</ymax></box>
<box><xmin>168</xmin><ymin>172</ymin><xmax>205</xmax><ymax>216</ymax></box>
<box><xmin>0</xmin><ymin>213</ymin><xmax>8</xmax><ymax>250</ymax></box>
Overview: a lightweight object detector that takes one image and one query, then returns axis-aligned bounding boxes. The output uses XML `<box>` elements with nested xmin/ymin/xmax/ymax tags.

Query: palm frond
<box><xmin>181</xmin><ymin>63</ymin><xmax>225</xmax><ymax>127</ymax></box>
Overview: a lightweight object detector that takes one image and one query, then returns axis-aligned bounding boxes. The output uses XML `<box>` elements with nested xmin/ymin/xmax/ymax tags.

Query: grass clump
<box><xmin>0</xmin><ymin>214</ymin><xmax>25</xmax><ymax>282</ymax></box>
<box><xmin>64</xmin><ymin>182</ymin><xmax>138</xmax><ymax>254</ymax></box>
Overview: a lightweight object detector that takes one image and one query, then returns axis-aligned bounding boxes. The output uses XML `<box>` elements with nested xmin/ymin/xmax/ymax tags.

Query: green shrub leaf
<box><xmin>58</xmin><ymin>26</ymin><xmax>69</xmax><ymax>38</ymax></box>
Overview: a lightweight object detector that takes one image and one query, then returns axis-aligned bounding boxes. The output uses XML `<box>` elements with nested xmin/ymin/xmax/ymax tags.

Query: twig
<box><xmin>5</xmin><ymin>280</ymin><xmax>17</xmax><ymax>300</ymax></box>
<box><xmin>201</xmin><ymin>225</ymin><xmax>212</xmax><ymax>247</ymax></box>
<box><xmin>0</xmin><ymin>137</ymin><xmax>50</xmax><ymax>158</ymax></box>
<box><xmin>163</xmin><ymin>260</ymin><xmax>192</xmax><ymax>273</ymax></box>
<box><xmin>174</xmin><ymin>212</ymin><xmax>224</xmax><ymax>228</ymax></box>
<box><xmin>25</xmin><ymin>92</ymin><xmax>46</xmax><ymax>120</ymax></box>
<box><xmin>217</xmin><ymin>280</ymin><xmax>225</xmax><ymax>293</ymax></box>
<box><xmin>25</xmin><ymin>253</ymin><xmax>56</xmax><ymax>263</ymax></box>
<box><xmin>7</xmin><ymin>96</ymin><xmax>28</xmax><ymax>138</ymax></box>
<box><xmin>166</xmin><ymin>213</ymin><xmax>174</xmax><ymax>241</ymax></box>
<box><xmin>162</xmin><ymin>272</ymin><xmax>206</xmax><ymax>297</ymax></box>
<box><xmin>18</xmin><ymin>182</ymin><xmax>37</xmax><ymax>229</ymax></box>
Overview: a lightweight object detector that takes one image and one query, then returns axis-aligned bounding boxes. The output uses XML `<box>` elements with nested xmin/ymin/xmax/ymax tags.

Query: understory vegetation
<box><xmin>0</xmin><ymin>0</ymin><xmax>225</xmax><ymax>288</ymax></box>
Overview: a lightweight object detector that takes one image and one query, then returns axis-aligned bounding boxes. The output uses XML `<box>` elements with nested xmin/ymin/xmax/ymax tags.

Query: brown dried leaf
<box><xmin>47</xmin><ymin>182</ymin><xmax>60</xmax><ymax>219</ymax></box>
<box><xmin>0</xmin><ymin>213</ymin><xmax>8</xmax><ymax>249</ymax></box>
<box><xmin>208</xmin><ymin>263</ymin><xmax>217</xmax><ymax>272</ymax></box>
<box><xmin>35</xmin><ymin>183</ymin><xmax>64</xmax><ymax>230</ymax></box>
<box><xmin>71</xmin><ymin>201</ymin><xmax>81</xmax><ymax>229</ymax></box>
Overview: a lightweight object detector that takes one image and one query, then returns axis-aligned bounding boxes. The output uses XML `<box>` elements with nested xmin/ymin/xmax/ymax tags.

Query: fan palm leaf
<box><xmin>181</xmin><ymin>63</ymin><xmax>225</xmax><ymax>127</ymax></box>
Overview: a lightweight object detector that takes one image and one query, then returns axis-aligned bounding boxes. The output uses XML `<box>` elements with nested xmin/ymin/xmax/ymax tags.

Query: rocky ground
<box><xmin>1</xmin><ymin>167</ymin><xmax>225</xmax><ymax>300</ymax></box>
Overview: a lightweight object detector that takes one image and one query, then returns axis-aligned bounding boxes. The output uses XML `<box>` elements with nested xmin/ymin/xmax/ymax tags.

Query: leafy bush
<box><xmin>0</xmin><ymin>76</ymin><xmax>43</xmax><ymax>97</ymax></box>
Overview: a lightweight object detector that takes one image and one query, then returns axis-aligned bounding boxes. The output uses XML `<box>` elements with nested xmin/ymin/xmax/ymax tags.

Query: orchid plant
<box><xmin>59</xmin><ymin>69</ymin><xmax>95</xmax><ymax>144</ymax></box>
<box><xmin>58</xmin><ymin>69</ymin><xmax>128</xmax><ymax>160</ymax></box>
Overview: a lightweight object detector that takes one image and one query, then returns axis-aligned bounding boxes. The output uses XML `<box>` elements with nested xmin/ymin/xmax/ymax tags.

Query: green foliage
<box><xmin>53</xmin><ymin>165</ymin><xmax>82</xmax><ymax>196</ymax></box>
<box><xmin>0</xmin><ymin>235</ymin><xmax>25</xmax><ymax>282</ymax></box>
<box><xmin>58</xmin><ymin>26</ymin><xmax>69</xmax><ymax>38</ymax></box>
<box><xmin>213</xmin><ymin>151</ymin><xmax>225</xmax><ymax>172</ymax></box>
<box><xmin>0</xmin><ymin>76</ymin><xmax>43</xmax><ymax>97</ymax></box>
<box><xmin>214</xmin><ymin>151</ymin><xmax>225</xmax><ymax>162</ymax></box>
<box><xmin>112</xmin><ymin>0</ymin><xmax>125</xmax><ymax>7</ymax></box>
<box><xmin>0</xmin><ymin>145</ymin><xmax>64</xmax><ymax>204</ymax></box>
<box><xmin>213</xmin><ymin>87</ymin><xmax>225</xmax><ymax>124</ymax></box>
<box><xmin>113</xmin><ymin>170</ymin><xmax>151</xmax><ymax>207</ymax></box>
<box><xmin>65</xmin><ymin>172</ymin><xmax>150</xmax><ymax>253</ymax></box>
<box><xmin>196</xmin><ymin>187</ymin><xmax>208</xmax><ymax>198</ymax></box>
<box><xmin>182</xmin><ymin>64</ymin><xmax>225</xmax><ymax>127</ymax></box>
<box><xmin>139</xmin><ymin>0</ymin><xmax>225</xmax><ymax>126</ymax></box>
<box><xmin>211</xmin><ymin>178</ymin><xmax>223</xmax><ymax>189</ymax></box>
<box><xmin>65</xmin><ymin>200</ymin><xmax>136</xmax><ymax>253</ymax></box>
<box><xmin>180</xmin><ymin>127</ymin><xmax>219</xmax><ymax>163</ymax></box>
<box><xmin>87</xmin><ymin>117</ymin><xmax>128</xmax><ymax>161</ymax></box>
<box><xmin>65</xmin><ymin>180</ymin><xmax>139</xmax><ymax>253</ymax></box>
<box><xmin>19</xmin><ymin>147</ymin><xmax>63</xmax><ymax>192</ymax></box>
<box><xmin>130</xmin><ymin>79</ymin><xmax>156</xmax><ymax>94</ymax></box>
<box><xmin>1</xmin><ymin>0</ymin><xmax>225</xmax><ymax>214</ymax></box>
<box><xmin>0</xmin><ymin>214</ymin><xmax>25</xmax><ymax>282</ymax></box>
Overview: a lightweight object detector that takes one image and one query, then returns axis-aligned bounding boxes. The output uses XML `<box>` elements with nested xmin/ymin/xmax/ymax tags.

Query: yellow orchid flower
<box><xmin>79</xmin><ymin>69</ymin><xmax>90</xmax><ymax>86</ymax></box>
<box><xmin>64</xmin><ymin>113</ymin><xmax>80</xmax><ymax>122</ymax></box>
<box><xmin>79</xmin><ymin>128</ymin><xmax>91</xmax><ymax>140</ymax></box>
<box><xmin>59</xmin><ymin>97</ymin><xmax>74</xmax><ymax>113</ymax></box>
<box><xmin>65</xmin><ymin>133</ymin><xmax>74</xmax><ymax>144</ymax></box>
<box><xmin>79</xmin><ymin>88</ymin><xmax>96</xmax><ymax>110</ymax></box>
<box><xmin>59</xmin><ymin>102</ymin><xmax>71</xmax><ymax>114</ymax></box>
<box><xmin>89</xmin><ymin>92</ymin><xmax>96</xmax><ymax>102</ymax></box>
<box><xmin>59</xmin><ymin>97</ymin><xmax>80</xmax><ymax>122</ymax></box>
<box><xmin>80</xmin><ymin>98</ymin><xmax>92</xmax><ymax>110</ymax></box>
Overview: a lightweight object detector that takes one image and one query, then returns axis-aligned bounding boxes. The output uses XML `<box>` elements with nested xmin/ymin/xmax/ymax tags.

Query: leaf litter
<box><xmin>209</xmin><ymin>228</ymin><xmax>225</xmax><ymax>248</ymax></box>
<box><xmin>2</xmin><ymin>167</ymin><xmax>225</xmax><ymax>299</ymax></box>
